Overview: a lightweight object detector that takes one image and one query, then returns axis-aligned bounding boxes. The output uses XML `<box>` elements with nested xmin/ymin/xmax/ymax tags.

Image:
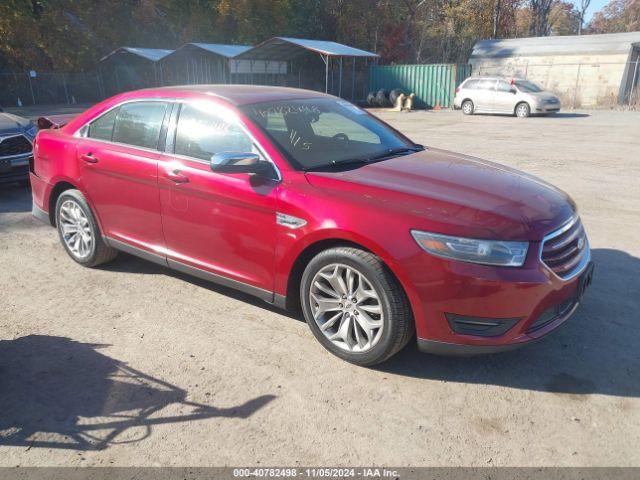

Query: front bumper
<box><xmin>397</xmin><ymin>243</ymin><xmax>592</xmax><ymax>355</ymax></box>
<box><xmin>534</xmin><ymin>101</ymin><xmax>561</xmax><ymax>113</ymax></box>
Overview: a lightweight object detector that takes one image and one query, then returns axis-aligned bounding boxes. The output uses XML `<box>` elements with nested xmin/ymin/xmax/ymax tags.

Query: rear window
<box><xmin>112</xmin><ymin>102</ymin><xmax>169</xmax><ymax>150</ymax></box>
<box><xmin>88</xmin><ymin>108</ymin><xmax>118</xmax><ymax>141</ymax></box>
<box><xmin>462</xmin><ymin>79</ymin><xmax>479</xmax><ymax>90</ymax></box>
<box><xmin>477</xmin><ymin>79</ymin><xmax>497</xmax><ymax>91</ymax></box>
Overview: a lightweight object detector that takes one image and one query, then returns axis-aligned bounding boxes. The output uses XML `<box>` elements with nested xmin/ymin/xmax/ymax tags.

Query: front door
<box><xmin>159</xmin><ymin>101</ymin><xmax>279</xmax><ymax>298</ymax></box>
<box><xmin>474</xmin><ymin>79</ymin><xmax>498</xmax><ymax>112</ymax></box>
<box><xmin>494</xmin><ymin>80</ymin><xmax>518</xmax><ymax>114</ymax></box>
<box><xmin>77</xmin><ymin>101</ymin><xmax>169</xmax><ymax>252</ymax></box>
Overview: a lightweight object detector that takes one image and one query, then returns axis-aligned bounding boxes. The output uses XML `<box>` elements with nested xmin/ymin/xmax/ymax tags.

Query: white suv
<box><xmin>454</xmin><ymin>77</ymin><xmax>561</xmax><ymax>117</ymax></box>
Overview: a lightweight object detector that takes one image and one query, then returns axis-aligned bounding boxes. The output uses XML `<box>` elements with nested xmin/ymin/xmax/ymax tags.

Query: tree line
<box><xmin>0</xmin><ymin>0</ymin><xmax>638</xmax><ymax>72</ymax></box>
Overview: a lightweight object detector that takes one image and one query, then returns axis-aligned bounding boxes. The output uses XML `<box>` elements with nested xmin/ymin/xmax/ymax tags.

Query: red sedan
<box><xmin>30</xmin><ymin>85</ymin><xmax>593</xmax><ymax>365</ymax></box>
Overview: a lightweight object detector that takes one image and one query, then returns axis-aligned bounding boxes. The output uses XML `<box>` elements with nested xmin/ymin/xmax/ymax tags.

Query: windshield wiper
<box><xmin>305</xmin><ymin>157</ymin><xmax>370</xmax><ymax>172</ymax></box>
<box><xmin>367</xmin><ymin>145</ymin><xmax>424</xmax><ymax>161</ymax></box>
<box><xmin>304</xmin><ymin>145</ymin><xmax>424</xmax><ymax>172</ymax></box>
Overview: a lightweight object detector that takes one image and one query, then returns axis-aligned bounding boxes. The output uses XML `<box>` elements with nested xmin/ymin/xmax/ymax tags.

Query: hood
<box><xmin>0</xmin><ymin>112</ymin><xmax>31</xmax><ymax>132</ymax></box>
<box><xmin>531</xmin><ymin>91</ymin><xmax>559</xmax><ymax>101</ymax></box>
<box><xmin>304</xmin><ymin>148</ymin><xmax>575</xmax><ymax>241</ymax></box>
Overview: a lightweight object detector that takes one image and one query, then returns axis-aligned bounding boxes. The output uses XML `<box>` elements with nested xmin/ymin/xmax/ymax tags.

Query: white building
<box><xmin>469</xmin><ymin>32</ymin><xmax>640</xmax><ymax>107</ymax></box>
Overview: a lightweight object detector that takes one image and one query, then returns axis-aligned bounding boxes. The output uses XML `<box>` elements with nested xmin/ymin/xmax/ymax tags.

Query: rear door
<box><xmin>77</xmin><ymin>101</ymin><xmax>170</xmax><ymax>252</ymax></box>
<box><xmin>158</xmin><ymin>101</ymin><xmax>279</xmax><ymax>297</ymax></box>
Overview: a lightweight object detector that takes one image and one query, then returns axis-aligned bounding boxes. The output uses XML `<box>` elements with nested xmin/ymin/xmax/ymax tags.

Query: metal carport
<box><xmin>160</xmin><ymin>43</ymin><xmax>252</xmax><ymax>85</ymax></box>
<box><xmin>234</xmin><ymin>37</ymin><xmax>378</xmax><ymax>99</ymax></box>
<box><xmin>97</xmin><ymin>47</ymin><xmax>174</xmax><ymax>95</ymax></box>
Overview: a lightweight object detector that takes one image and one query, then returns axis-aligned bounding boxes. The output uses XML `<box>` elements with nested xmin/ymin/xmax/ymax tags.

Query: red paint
<box><xmin>31</xmin><ymin>85</ymin><xmax>587</xmax><ymax>350</ymax></box>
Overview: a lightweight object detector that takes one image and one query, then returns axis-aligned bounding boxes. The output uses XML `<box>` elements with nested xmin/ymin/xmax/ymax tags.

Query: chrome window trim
<box><xmin>168</xmin><ymin>99</ymin><xmax>282</xmax><ymax>182</ymax></box>
<box><xmin>73</xmin><ymin>97</ymin><xmax>282</xmax><ymax>181</ymax></box>
<box><xmin>73</xmin><ymin>97</ymin><xmax>176</xmax><ymax>142</ymax></box>
<box><xmin>71</xmin><ymin>135</ymin><xmax>169</xmax><ymax>156</ymax></box>
<box><xmin>539</xmin><ymin>215</ymin><xmax>591</xmax><ymax>281</ymax></box>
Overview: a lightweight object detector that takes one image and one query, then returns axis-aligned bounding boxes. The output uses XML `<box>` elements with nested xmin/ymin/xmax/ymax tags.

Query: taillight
<box><xmin>455</xmin><ymin>87</ymin><xmax>460</xmax><ymax>94</ymax></box>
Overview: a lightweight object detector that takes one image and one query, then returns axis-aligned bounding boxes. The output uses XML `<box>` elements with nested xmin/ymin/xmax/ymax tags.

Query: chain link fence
<box><xmin>472</xmin><ymin>60</ymin><xmax>640</xmax><ymax>108</ymax></box>
<box><xmin>0</xmin><ymin>72</ymin><xmax>105</xmax><ymax>108</ymax></box>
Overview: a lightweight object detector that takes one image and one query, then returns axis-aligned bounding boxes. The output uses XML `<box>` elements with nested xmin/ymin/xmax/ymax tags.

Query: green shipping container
<box><xmin>369</xmin><ymin>64</ymin><xmax>472</xmax><ymax>109</ymax></box>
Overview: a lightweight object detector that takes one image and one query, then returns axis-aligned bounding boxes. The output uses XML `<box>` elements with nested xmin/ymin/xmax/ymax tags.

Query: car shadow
<box><xmin>101</xmin><ymin>253</ymin><xmax>302</xmax><ymax>321</ymax></box>
<box><xmin>542</xmin><ymin>112</ymin><xmax>590</xmax><ymax>118</ymax></box>
<box><xmin>0</xmin><ymin>335</ymin><xmax>276</xmax><ymax>451</ymax></box>
<box><xmin>378</xmin><ymin>248</ymin><xmax>640</xmax><ymax>398</ymax></box>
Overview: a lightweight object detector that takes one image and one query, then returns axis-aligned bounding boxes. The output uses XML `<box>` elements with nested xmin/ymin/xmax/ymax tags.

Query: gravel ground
<box><xmin>0</xmin><ymin>108</ymin><xmax>638</xmax><ymax>467</ymax></box>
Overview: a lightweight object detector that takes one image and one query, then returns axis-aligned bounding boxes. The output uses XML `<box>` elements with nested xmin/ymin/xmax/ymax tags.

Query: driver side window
<box><xmin>497</xmin><ymin>81</ymin><xmax>513</xmax><ymax>93</ymax></box>
<box><xmin>174</xmin><ymin>103</ymin><xmax>254</xmax><ymax>162</ymax></box>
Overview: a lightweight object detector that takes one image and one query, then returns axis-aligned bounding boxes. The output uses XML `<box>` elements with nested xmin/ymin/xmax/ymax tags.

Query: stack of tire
<box><xmin>366</xmin><ymin>89</ymin><xmax>404</xmax><ymax>108</ymax></box>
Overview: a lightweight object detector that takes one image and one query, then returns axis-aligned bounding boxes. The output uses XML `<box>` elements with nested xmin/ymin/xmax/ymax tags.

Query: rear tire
<box><xmin>515</xmin><ymin>102</ymin><xmax>531</xmax><ymax>118</ymax></box>
<box><xmin>461</xmin><ymin>100</ymin><xmax>474</xmax><ymax>115</ymax></box>
<box><xmin>55</xmin><ymin>189</ymin><xmax>118</xmax><ymax>267</ymax></box>
<box><xmin>300</xmin><ymin>247</ymin><xmax>414</xmax><ymax>366</ymax></box>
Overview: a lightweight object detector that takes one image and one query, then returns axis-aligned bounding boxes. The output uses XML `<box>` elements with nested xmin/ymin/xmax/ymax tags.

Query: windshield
<box><xmin>240</xmin><ymin>98</ymin><xmax>417</xmax><ymax>170</ymax></box>
<box><xmin>515</xmin><ymin>80</ymin><xmax>544</xmax><ymax>93</ymax></box>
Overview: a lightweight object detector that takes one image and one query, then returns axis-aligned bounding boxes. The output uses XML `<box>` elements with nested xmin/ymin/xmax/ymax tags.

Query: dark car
<box><xmin>0</xmin><ymin>107</ymin><xmax>37</xmax><ymax>185</ymax></box>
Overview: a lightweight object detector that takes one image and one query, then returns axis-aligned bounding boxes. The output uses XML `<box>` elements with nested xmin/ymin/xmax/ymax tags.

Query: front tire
<box><xmin>515</xmin><ymin>102</ymin><xmax>531</xmax><ymax>118</ymax></box>
<box><xmin>461</xmin><ymin>100</ymin><xmax>474</xmax><ymax>115</ymax></box>
<box><xmin>55</xmin><ymin>189</ymin><xmax>118</xmax><ymax>267</ymax></box>
<box><xmin>300</xmin><ymin>247</ymin><xmax>414</xmax><ymax>366</ymax></box>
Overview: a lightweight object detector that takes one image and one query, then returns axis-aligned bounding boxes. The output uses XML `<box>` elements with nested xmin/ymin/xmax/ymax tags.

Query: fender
<box><xmin>274</xmin><ymin>227</ymin><xmax>426</xmax><ymax>323</ymax></box>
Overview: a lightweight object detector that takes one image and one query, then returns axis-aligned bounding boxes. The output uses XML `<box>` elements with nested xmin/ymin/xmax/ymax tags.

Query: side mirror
<box><xmin>510</xmin><ymin>88</ymin><xmax>517</xmax><ymax>94</ymax></box>
<box><xmin>210</xmin><ymin>152</ymin><xmax>273</xmax><ymax>176</ymax></box>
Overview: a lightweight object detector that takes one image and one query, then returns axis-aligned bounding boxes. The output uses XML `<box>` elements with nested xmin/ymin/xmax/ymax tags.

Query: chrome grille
<box><xmin>0</xmin><ymin>135</ymin><xmax>32</xmax><ymax>158</ymax></box>
<box><xmin>541</xmin><ymin>217</ymin><xmax>589</xmax><ymax>279</ymax></box>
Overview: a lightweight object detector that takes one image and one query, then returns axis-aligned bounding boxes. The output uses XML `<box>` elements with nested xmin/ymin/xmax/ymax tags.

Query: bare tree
<box><xmin>578</xmin><ymin>0</ymin><xmax>591</xmax><ymax>34</ymax></box>
<box><xmin>529</xmin><ymin>0</ymin><xmax>554</xmax><ymax>35</ymax></box>
<box><xmin>493</xmin><ymin>0</ymin><xmax>502</xmax><ymax>38</ymax></box>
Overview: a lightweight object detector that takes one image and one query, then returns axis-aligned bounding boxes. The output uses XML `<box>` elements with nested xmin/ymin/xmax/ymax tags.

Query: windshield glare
<box><xmin>240</xmin><ymin>98</ymin><xmax>414</xmax><ymax>170</ymax></box>
<box><xmin>515</xmin><ymin>80</ymin><xmax>544</xmax><ymax>93</ymax></box>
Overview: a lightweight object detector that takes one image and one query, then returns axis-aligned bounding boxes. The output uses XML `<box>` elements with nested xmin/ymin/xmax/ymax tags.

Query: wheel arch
<box><xmin>283</xmin><ymin>236</ymin><xmax>415</xmax><ymax>324</ymax></box>
<box><xmin>514</xmin><ymin>101</ymin><xmax>530</xmax><ymax>116</ymax></box>
<box><xmin>48</xmin><ymin>179</ymin><xmax>80</xmax><ymax>226</ymax></box>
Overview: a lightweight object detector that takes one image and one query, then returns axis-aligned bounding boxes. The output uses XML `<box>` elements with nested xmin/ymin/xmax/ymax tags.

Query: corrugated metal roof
<box><xmin>184</xmin><ymin>43</ymin><xmax>253</xmax><ymax>58</ymax></box>
<box><xmin>99</xmin><ymin>47</ymin><xmax>174</xmax><ymax>63</ymax></box>
<box><xmin>471</xmin><ymin>31</ymin><xmax>640</xmax><ymax>59</ymax></box>
<box><xmin>235</xmin><ymin>37</ymin><xmax>378</xmax><ymax>60</ymax></box>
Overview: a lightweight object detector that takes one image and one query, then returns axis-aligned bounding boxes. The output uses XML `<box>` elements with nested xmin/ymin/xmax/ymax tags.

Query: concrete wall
<box><xmin>469</xmin><ymin>53</ymin><xmax>632</xmax><ymax>107</ymax></box>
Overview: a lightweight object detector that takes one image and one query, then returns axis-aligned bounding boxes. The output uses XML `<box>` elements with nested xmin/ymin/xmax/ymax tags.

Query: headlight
<box><xmin>411</xmin><ymin>230</ymin><xmax>529</xmax><ymax>267</ymax></box>
<box><xmin>25</xmin><ymin>122</ymin><xmax>38</xmax><ymax>139</ymax></box>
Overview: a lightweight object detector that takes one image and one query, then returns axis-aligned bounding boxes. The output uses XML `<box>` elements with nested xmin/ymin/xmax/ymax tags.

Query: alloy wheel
<box><xmin>516</xmin><ymin>103</ymin><xmax>530</xmax><ymax>117</ymax></box>
<box><xmin>59</xmin><ymin>199</ymin><xmax>93</xmax><ymax>259</ymax></box>
<box><xmin>309</xmin><ymin>263</ymin><xmax>384</xmax><ymax>352</ymax></box>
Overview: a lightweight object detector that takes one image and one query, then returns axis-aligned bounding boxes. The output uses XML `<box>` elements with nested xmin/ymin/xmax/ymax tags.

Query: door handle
<box><xmin>165</xmin><ymin>169</ymin><xmax>189</xmax><ymax>184</ymax></box>
<box><xmin>81</xmin><ymin>153</ymin><xmax>99</xmax><ymax>164</ymax></box>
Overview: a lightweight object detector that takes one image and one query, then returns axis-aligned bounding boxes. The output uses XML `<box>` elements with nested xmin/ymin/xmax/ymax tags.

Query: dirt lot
<box><xmin>1</xmin><ymin>109</ymin><xmax>639</xmax><ymax>467</ymax></box>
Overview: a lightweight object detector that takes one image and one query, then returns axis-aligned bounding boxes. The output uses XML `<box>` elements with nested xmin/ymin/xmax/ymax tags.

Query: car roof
<box><xmin>117</xmin><ymin>84</ymin><xmax>334</xmax><ymax>106</ymax></box>
<box><xmin>463</xmin><ymin>76</ymin><xmax>527</xmax><ymax>82</ymax></box>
